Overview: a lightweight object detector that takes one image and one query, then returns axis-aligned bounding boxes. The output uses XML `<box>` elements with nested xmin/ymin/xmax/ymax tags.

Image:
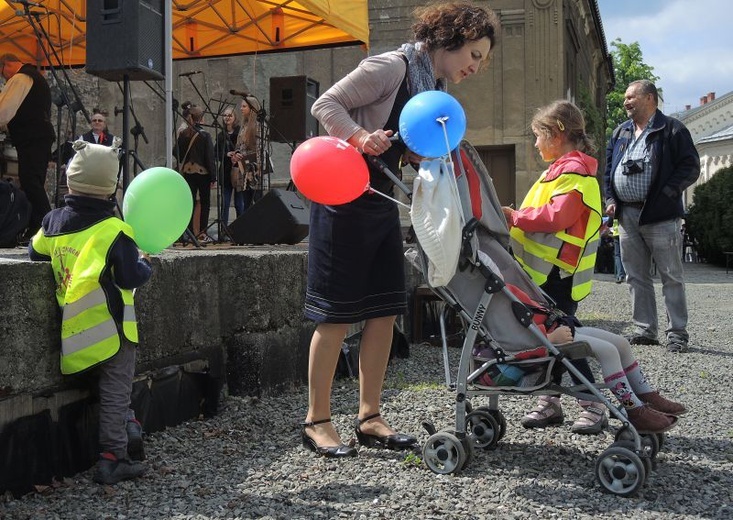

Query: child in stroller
<box><xmin>498</xmin><ymin>271</ymin><xmax>686</xmax><ymax>433</ymax></box>
<box><xmin>408</xmin><ymin>140</ymin><xmax>685</xmax><ymax>493</ymax></box>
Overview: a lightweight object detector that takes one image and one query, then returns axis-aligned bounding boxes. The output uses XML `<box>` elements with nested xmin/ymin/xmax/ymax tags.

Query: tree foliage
<box><xmin>605</xmin><ymin>39</ymin><xmax>660</xmax><ymax>140</ymax></box>
<box><xmin>685</xmin><ymin>166</ymin><xmax>733</xmax><ymax>265</ymax></box>
<box><xmin>576</xmin><ymin>83</ymin><xmax>604</xmax><ymax>157</ymax></box>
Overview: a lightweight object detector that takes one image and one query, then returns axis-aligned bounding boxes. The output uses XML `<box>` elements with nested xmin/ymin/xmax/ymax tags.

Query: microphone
<box><xmin>229</xmin><ymin>89</ymin><xmax>250</xmax><ymax>97</ymax></box>
<box><xmin>16</xmin><ymin>9</ymin><xmax>45</xmax><ymax>16</ymax></box>
<box><xmin>179</xmin><ymin>70</ymin><xmax>202</xmax><ymax>77</ymax></box>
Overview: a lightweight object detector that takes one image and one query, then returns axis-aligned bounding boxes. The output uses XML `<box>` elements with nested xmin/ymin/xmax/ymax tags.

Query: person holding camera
<box><xmin>603</xmin><ymin>80</ymin><xmax>700</xmax><ymax>353</ymax></box>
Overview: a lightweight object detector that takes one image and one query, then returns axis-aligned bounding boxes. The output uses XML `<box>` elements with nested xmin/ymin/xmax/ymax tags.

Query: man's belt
<box><xmin>622</xmin><ymin>201</ymin><xmax>644</xmax><ymax>209</ymax></box>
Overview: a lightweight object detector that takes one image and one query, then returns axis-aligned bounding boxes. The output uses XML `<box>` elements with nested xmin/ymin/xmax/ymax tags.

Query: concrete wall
<box><xmin>0</xmin><ymin>246</ymin><xmax>424</xmax><ymax>416</ymax></box>
<box><xmin>0</xmin><ymin>248</ymin><xmax>307</xmax><ymax>398</ymax></box>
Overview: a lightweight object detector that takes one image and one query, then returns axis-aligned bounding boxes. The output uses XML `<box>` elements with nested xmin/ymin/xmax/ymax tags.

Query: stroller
<box><xmin>386</xmin><ymin>141</ymin><xmax>661</xmax><ymax>497</ymax></box>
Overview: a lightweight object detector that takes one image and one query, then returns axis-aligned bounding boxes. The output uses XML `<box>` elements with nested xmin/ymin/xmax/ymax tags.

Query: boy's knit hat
<box><xmin>66</xmin><ymin>139</ymin><xmax>121</xmax><ymax>195</ymax></box>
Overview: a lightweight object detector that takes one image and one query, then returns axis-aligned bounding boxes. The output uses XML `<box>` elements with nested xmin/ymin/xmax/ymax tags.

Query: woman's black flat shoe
<box><xmin>302</xmin><ymin>418</ymin><xmax>358</xmax><ymax>458</ymax></box>
<box><xmin>355</xmin><ymin>413</ymin><xmax>418</xmax><ymax>450</ymax></box>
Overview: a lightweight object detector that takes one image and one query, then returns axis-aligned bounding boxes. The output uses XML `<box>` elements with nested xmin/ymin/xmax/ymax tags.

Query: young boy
<box><xmin>29</xmin><ymin>140</ymin><xmax>152</xmax><ymax>485</ymax></box>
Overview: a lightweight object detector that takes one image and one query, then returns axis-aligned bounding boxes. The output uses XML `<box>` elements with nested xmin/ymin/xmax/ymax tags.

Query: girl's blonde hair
<box><xmin>531</xmin><ymin>100</ymin><xmax>596</xmax><ymax>155</ymax></box>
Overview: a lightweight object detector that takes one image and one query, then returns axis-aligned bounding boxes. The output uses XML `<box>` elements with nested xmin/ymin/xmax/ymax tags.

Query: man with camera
<box><xmin>604</xmin><ymin>80</ymin><xmax>700</xmax><ymax>353</ymax></box>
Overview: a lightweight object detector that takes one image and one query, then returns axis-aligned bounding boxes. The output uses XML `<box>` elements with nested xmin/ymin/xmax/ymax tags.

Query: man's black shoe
<box><xmin>625</xmin><ymin>334</ymin><xmax>660</xmax><ymax>346</ymax></box>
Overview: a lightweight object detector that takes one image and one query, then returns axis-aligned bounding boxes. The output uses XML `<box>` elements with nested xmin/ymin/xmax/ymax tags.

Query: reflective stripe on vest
<box><xmin>32</xmin><ymin>217</ymin><xmax>139</xmax><ymax>374</ymax></box>
<box><xmin>511</xmin><ymin>172</ymin><xmax>602</xmax><ymax>302</ymax></box>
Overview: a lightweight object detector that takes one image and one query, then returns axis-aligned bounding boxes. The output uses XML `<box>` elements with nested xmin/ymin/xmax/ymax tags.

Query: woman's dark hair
<box><xmin>412</xmin><ymin>2</ymin><xmax>501</xmax><ymax>57</ymax></box>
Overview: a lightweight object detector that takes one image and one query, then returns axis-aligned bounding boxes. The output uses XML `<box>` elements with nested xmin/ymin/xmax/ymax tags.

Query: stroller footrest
<box><xmin>555</xmin><ymin>341</ymin><xmax>592</xmax><ymax>359</ymax></box>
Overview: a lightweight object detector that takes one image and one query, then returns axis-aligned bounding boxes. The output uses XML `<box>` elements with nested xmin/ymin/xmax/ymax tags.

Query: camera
<box><xmin>622</xmin><ymin>159</ymin><xmax>644</xmax><ymax>176</ymax></box>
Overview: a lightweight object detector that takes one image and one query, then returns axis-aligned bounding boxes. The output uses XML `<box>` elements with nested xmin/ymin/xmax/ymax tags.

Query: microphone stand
<box><xmin>181</xmin><ymin>73</ymin><xmax>230</xmax><ymax>243</ymax></box>
<box><xmin>113</xmin><ymin>89</ymin><xmax>148</xmax><ymax>177</ymax></box>
<box><xmin>256</xmin><ymin>101</ymin><xmax>300</xmax><ymax>192</ymax></box>
<box><xmin>253</xmin><ymin>101</ymin><xmax>270</xmax><ymax>199</ymax></box>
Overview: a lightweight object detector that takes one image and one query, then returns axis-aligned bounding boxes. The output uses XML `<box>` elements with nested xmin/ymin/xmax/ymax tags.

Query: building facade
<box><xmin>78</xmin><ymin>0</ymin><xmax>612</xmax><ymax>206</ymax></box>
<box><xmin>672</xmin><ymin>91</ymin><xmax>733</xmax><ymax>208</ymax></box>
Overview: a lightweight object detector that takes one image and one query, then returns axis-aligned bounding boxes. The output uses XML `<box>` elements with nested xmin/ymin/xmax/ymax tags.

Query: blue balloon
<box><xmin>398</xmin><ymin>91</ymin><xmax>467</xmax><ymax>158</ymax></box>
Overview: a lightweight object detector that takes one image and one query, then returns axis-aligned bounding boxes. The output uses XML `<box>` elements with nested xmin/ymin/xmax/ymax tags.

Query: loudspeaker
<box><xmin>229</xmin><ymin>189</ymin><xmax>310</xmax><ymax>245</ymax></box>
<box><xmin>86</xmin><ymin>0</ymin><xmax>165</xmax><ymax>81</ymax></box>
<box><xmin>269</xmin><ymin>76</ymin><xmax>319</xmax><ymax>143</ymax></box>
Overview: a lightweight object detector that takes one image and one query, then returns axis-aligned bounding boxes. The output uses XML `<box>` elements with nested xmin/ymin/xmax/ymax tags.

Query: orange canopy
<box><xmin>0</xmin><ymin>0</ymin><xmax>369</xmax><ymax>67</ymax></box>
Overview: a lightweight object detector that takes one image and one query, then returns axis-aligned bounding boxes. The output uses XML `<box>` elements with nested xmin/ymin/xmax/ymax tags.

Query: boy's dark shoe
<box><xmin>127</xmin><ymin>419</ymin><xmax>146</xmax><ymax>461</ymax></box>
<box><xmin>624</xmin><ymin>334</ymin><xmax>659</xmax><ymax>346</ymax></box>
<box><xmin>93</xmin><ymin>452</ymin><xmax>146</xmax><ymax>485</ymax></box>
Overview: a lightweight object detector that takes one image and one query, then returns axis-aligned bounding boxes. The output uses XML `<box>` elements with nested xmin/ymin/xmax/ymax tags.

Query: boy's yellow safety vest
<box><xmin>32</xmin><ymin>218</ymin><xmax>139</xmax><ymax>374</ymax></box>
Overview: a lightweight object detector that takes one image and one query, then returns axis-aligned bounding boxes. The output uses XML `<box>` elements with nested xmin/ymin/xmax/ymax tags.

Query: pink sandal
<box><xmin>521</xmin><ymin>396</ymin><xmax>564</xmax><ymax>428</ymax></box>
<box><xmin>571</xmin><ymin>401</ymin><xmax>608</xmax><ymax>434</ymax></box>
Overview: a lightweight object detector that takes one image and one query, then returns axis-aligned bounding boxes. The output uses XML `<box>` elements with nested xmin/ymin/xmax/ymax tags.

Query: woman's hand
<box><xmin>350</xmin><ymin>129</ymin><xmax>394</xmax><ymax>156</ymax></box>
<box><xmin>547</xmin><ymin>325</ymin><xmax>573</xmax><ymax>344</ymax></box>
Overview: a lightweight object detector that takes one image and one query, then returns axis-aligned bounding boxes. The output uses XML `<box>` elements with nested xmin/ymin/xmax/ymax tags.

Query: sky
<box><xmin>597</xmin><ymin>0</ymin><xmax>733</xmax><ymax>114</ymax></box>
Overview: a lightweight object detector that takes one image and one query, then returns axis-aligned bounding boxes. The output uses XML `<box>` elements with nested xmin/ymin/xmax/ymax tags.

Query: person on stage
<box><xmin>0</xmin><ymin>53</ymin><xmax>55</xmax><ymax>238</ymax></box>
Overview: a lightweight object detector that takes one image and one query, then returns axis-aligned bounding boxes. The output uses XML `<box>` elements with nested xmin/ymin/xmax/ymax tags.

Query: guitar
<box><xmin>231</xmin><ymin>149</ymin><xmax>259</xmax><ymax>192</ymax></box>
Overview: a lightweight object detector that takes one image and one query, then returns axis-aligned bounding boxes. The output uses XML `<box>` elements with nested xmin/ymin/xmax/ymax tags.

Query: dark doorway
<box><xmin>474</xmin><ymin>145</ymin><xmax>516</xmax><ymax>206</ymax></box>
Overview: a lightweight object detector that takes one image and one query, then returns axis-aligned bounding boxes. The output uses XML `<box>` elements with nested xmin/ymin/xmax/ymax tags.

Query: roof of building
<box><xmin>672</xmin><ymin>90</ymin><xmax>733</xmax><ymax>121</ymax></box>
<box><xmin>697</xmin><ymin>123</ymin><xmax>733</xmax><ymax>144</ymax></box>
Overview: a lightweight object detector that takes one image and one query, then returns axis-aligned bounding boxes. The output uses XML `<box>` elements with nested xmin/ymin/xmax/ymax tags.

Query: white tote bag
<box><xmin>410</xmin><ymin>158</ymin><xmax>464</xmax><ymax>287</ymax></box>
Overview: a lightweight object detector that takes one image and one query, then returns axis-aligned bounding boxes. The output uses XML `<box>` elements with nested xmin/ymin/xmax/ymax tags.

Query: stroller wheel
<box><xmin>439</xmin><ymin>427</ymin><xmax>474</xmax><ymax>470</ymax></box>
<box><xmin>475</xmin><ymin>407</ymin><xmax>507</xmax><ymax>442</ymax></box>
<box><xmin>422</xmin><ymin>431</ymin><xmax>467</xmax><ymax>475</ymax></box>
<box><xmin>615</xmin><ymin>427</ymin><xmax>660</xmax><ymax>460</ymax></box>
<box><xmin>612</xmin><ymin>440</ymin><xmax>653</xmax><ymax>480</ymax></box>
<box><xmin>465</xmin><ymin>411</ymin><xmax>500</xmax><ymax>449</ymax></box>
<box><xmin>595</xmin><ymin>442</ymin><xmax>647</xmax><ymax>497</ymax></box>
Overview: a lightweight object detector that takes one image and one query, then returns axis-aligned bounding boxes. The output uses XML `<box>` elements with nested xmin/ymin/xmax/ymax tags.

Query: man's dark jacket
<box><xmin>604</xmin><ymin>109</ymin><xmax>700</xmax><ymax>226</ymax></box>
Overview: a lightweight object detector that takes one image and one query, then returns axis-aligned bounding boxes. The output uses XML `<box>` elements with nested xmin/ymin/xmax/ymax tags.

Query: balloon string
<box><xmin>436</xmin><ymin>116</ymin><xmax>455</xmax><ymax>170</ymax></box>
<box><xmin>368</xmin><ymin>188</ymin><xmax>411</xmax><ymax>209</ymax></box>
<box><xmin>436</xmin><ymin>116</ymin><xmax>465</xmax><ymax>223</ymax></box>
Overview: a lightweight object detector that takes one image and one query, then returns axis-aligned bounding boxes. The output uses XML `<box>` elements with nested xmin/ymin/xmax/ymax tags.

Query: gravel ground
<box><xmin>2</xmin><ymin>262</ymin><xmax>732</xmax><ymax>520</ymax></box>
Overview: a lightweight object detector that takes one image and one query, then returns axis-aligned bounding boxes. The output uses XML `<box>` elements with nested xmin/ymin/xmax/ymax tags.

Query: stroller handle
<box><xmin>364</xmin><ymin>155</ymin><xmax>412</xmax><ymax>199</ymax></box>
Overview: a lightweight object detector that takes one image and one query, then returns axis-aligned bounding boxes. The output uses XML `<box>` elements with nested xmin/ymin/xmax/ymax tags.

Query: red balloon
<box><xmin>290</xmin><ymin>136</ymin><xmax>369</xmax><ymax>205</ymax></box>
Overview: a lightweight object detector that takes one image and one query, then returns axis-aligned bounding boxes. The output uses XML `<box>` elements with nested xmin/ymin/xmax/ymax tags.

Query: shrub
<box><xmin>686</xmin><ymin>166</ymin><xmax>733</xmax><ymax>265</ymax></box>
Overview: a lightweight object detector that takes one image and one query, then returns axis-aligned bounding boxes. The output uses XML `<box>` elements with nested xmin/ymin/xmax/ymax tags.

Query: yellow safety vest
<box><xmin>32</xmin><ymin>217</ymin><xmax>139</xmax><ymax>374</ymax></box>
<box><xmin>510</xmin><ymin>172</ymin><xmax>602</xmax><ymax>301</ymax></box>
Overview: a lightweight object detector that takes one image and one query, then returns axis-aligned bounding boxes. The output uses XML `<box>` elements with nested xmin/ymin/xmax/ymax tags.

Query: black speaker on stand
<box><xmin>86</xmin><ymin>0</ymin><xmax>164</xmax><ymax>195</ymax></box>
<box><xmin>228</xmin><ymin>189</ymin><xmax>310</xmax><ymax>245</ymax></box>
<box><xmin>86</xmin><ymin>0</ymin><xmax>165</xmax><ymax>82</ymax></box>
<box><xmin>268</xmin><ymin>76</ymin><xmax>319</xmax><ymax>144</ymax></box>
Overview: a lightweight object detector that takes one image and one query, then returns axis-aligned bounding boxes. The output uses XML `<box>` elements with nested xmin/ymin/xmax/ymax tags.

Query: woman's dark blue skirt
<box><xmin>304</xmin><ymin>193</ymin><xmax>407</xmax><ymax>324</ymax></box>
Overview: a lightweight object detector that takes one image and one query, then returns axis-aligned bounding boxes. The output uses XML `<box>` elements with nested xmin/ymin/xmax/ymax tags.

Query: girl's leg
<box><xmin>233</xmin><ymin>190</ymin><xmax>246</xmax><ymax>218</ymax></box>
<box><xmin>221</xmin><ymin>184</ymin><xmax>233</xmax><ymax>226</ymax></box>
<box><xmin>575</xmin><ymin>327</ymin><xmax>686</xmax><ymax>432</ymax></box>
<box><xmin>575</xmin><ymin>329</ymin><xmax>645</xmax><ymax>408</ymax></box>
<box><xmin>304</xmin><ymin>322</ymin><xmax>350</xmax><ymax>446</ymax></box>
<box><xmin>198</xmin><ymin>177</ymin><xmax>211</xmax><ymax>234</ymax></box>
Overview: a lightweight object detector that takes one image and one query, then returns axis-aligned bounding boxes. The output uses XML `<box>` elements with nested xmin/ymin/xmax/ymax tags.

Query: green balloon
<box><xmin>122</xmin><ymin>167</ymin><xmax>193</xmax><ymax>253</ymax></box>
